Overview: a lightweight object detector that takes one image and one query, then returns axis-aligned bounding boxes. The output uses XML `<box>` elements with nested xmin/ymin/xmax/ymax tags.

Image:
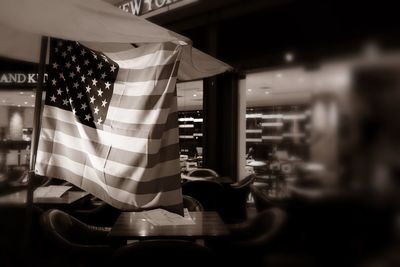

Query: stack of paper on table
<box><xmin>141</xmin><ymin>208</ymin><xmax>195</xmax><ymax>226</ymax></box>
<box><xmin>34</xmin><ymin>185</ymin><xmax>72</xmax><ymax>198</ymax></box>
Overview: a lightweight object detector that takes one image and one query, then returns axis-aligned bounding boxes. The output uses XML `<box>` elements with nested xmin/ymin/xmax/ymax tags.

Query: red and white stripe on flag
<box><xmin>35</xmin><ymin>39</ymin><xmax>183</xmax><ymax>214</ymax></box>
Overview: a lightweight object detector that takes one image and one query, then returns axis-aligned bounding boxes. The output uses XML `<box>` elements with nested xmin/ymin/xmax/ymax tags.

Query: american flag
<box><xmin>45</xmin><ymin>40</ymin><xmax>117</xmax><ymax>128</ymax></box>
<box><xmin>36</xmin><ymin>38</ymin><xmax>183</xmax><ymax>214</ymax></box>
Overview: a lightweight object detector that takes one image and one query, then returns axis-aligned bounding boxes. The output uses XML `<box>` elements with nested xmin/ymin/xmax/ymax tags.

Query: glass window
<box><xmin>240</xmin><ymin>65</ymin><xmax>351</xmax><ymax>198</ymax></box>
<box><xmin>0</xmin><ymin>90</ymin><xmax>36</xmax><ymax>185</ymax></box>
<box><xmin>176</xmin><ymin>80</ymin><xmax>203</xmax><ymax>172</ymax></box>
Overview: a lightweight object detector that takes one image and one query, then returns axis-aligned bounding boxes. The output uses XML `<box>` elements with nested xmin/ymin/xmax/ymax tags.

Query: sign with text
<box><xmin>118</xmin><ymin>0</ymin><xmax>197</xmax><ymax>17</ymax></box>
<box><xmin>0</xmin><ymin>72</ymin><xmax>48</xmax><ymax>88</ymax></box>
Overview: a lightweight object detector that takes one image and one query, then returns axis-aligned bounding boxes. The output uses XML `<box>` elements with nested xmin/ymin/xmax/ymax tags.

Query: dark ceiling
<box><xmin>2</xmin><ymin>0</ymin><xmax>399</xmax><ymax>73</ymax></box>
<box><xmin>150</xmin><ymin>0</ymin><xmax>400</xmax><ymax>70</ymax></box>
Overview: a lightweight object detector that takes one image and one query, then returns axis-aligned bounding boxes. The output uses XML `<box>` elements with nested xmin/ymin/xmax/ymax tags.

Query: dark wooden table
<box><xmin>108</xmin><ymin>211</ymin><xmax>230</xmax><ymax>241</ymax></box>
<box><xmin>0</xmin><ymin>189</ymin><xmax>90</xmax><ymax>207</ymax></box>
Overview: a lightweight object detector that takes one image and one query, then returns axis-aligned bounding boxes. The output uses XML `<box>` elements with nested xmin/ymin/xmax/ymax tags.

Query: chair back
<box><xmin>71</xmin><ymin>201</ymin><xmax>121</xmax><ymax>227</ymax></box>
<box><xmin>40</xmin><ymin>209</ymin><xmax>111</xmax><ymax>252</ymax></box>
<box><xmin>182</xmin><ymin>180</ymin><xmax>224</xmax><ymax>211</ymax></box>
<box><xmin>231</xmin><ymin>174</ymin><xmax>256</xmax><ymax>189</ymax></box>
<box><xmin>183</xmin><ymin>195</ymin><xmax>204</xmax><ymax>211</ymax></box>
<box><xmin>230</xmin><ymin>207</ymin><xmax>287</xmax><ymax>250</ymax></box>
<box><xmin>221</xmin><ymin>174</ymin><xmax>256</xmax><ymax>222</ymax></box>
<box><xmin>187</xmin><ymin>168</ymin><xmax>219</xmax><ymax>180</ymax></box>
<box><xmin>250</xmin><ymin>184</ymin><xmax>273</xmax><ymax>212</ymax></box>
<box><xmin>113</xmin><ymin>239</ymin><xmax>215</xmax><ymax>267</ymax></box>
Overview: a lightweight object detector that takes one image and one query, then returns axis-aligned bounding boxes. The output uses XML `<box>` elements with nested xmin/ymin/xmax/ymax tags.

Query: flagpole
<box><xmin>28</xmin><ymin>35</ymin><xmax>48</xmax><ymax>205</ymax></box>
<box><xmin>24</xmin><ymin>36</ymin><xmax>48</xmax><ymax>261</ymax></box>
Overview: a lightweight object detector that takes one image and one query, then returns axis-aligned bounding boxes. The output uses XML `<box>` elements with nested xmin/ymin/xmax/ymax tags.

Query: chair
<box><xmin>211</xmin><ymin>208</ymin><xmax>287</xmax><ymax>267</ymax></box>
<box><xmin>70</xmin><ymin>200</ymin><xmax>121</xmax><ymax>227</ymax></box>
<box><xmin>186</xmin><ymin>168</ymin><xmax>219</xmax><ymax>180</ymax></box>
<box><xmin>222</xmin><ymin>174</ymin><xmax>256</xmax><ymax>222</ymax></box>
<box><xmin>250</xmin><ymin>184</ymin><xmax>274</xmax><ymax>212</ymax></box>
<box><xmin>183</xmin><ymin>195</ymin><xmax>204</xmax><ymax>211</ymax></box>
<box><xmin>182</xmin><ymin>180</ymin><xmax>224</xmax><ymax>212</ymax></box>
<box><xmin>112</xmin><ymin>239</ymin><xmax>216</xmax><ymax>267</ymax></box>
<box><xmin>40</xmin><ymin>209</ymin><xmax>113</xmax><ymax>266</ymax></box>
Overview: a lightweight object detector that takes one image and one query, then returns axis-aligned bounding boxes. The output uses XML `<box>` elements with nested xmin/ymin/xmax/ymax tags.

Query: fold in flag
<box><xmin>35</xmin><ymin>38</ymin><xmax>183</xmax><ymax>214</ymax></box>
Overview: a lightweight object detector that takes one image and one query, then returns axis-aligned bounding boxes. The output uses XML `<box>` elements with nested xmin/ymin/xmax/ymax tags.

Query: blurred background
<box><xmin>1</xmin><ymin>0</ymin><xmax>400</xmax><ymax>266</ymax></box>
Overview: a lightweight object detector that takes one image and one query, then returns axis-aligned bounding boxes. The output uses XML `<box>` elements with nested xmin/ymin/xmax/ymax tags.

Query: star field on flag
<box><xmin>45</xmin><ymin>39</ymin><xmax>118</xmax><ymax>127</ymax></box>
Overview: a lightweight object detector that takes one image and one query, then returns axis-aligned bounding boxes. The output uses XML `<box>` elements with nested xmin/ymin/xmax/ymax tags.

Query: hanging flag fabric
<box><xmin>35</xmin><ymin>38</ymin><xmax>183</xmax><ymax>214</ymax></box>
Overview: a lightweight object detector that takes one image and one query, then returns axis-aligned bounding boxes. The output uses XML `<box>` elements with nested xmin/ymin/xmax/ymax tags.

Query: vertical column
<box><xmin>202</xmin><ymin>23</ymin><xmax>239</xmax><ymax>179</ymax></box>
<box><xmin>203</xmin><ymin>77</ymin><xmax>218</xmax><ymax>171</ymax></box>
<box><xmin>202</xmin><ymin>23</ymin><xmax>218</xmax><ymax>171</ymax></box>
<box><xmin>217</xmin><ymin>72</ymin><xmax>239</xmax><ymax>179</ymax></box>
<box><xmin>203</xmin><ymin>73</ymin><xmax>239</xmax><ymax>178</ymax></box>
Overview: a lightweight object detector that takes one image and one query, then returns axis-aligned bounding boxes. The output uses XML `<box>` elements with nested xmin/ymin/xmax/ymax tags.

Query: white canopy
<box><xmin>0</xmin><ymin>0</ymin><xmax>231</xmax><ymax>81</ymax></box>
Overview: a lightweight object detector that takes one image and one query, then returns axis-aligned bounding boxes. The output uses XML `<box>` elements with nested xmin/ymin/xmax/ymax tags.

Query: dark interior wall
<box><xmin>154</xmin><ymin>0</ymin><xmax>400</xmax><ymax>71</ymax></box>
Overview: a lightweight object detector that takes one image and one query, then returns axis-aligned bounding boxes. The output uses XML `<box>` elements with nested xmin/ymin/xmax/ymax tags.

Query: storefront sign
<box><xmin>0</xmin><ymin>72</ymin><xmax>48</xmax><ymax>87</ymax></box>
<box><xmin>119</xmin><ymin>0</ymin><xmax>196</xmax><ymax>17</ymax></box>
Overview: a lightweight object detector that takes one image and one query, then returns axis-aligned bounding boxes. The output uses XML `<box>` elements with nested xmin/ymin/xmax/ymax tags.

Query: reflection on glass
<box><xmin>0</xmin><ymin>90</ymin><xmax>34</xmax><ymax>188</ymax></box>
<box><xmin>177</xmin><ymin>80</ymin><xmax>203</xmax><ymax>173</ymax></box>
<box><xmin>243</xmin><ymin>65</ymin><xmax>350</xmax><ymax>199</ymax></box>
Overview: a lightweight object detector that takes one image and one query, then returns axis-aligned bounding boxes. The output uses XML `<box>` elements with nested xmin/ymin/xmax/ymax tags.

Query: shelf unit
<box><xmin>246</xmin><ymin>105</ymin><xmax>311</xmax><ymax>161</ymax></box>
